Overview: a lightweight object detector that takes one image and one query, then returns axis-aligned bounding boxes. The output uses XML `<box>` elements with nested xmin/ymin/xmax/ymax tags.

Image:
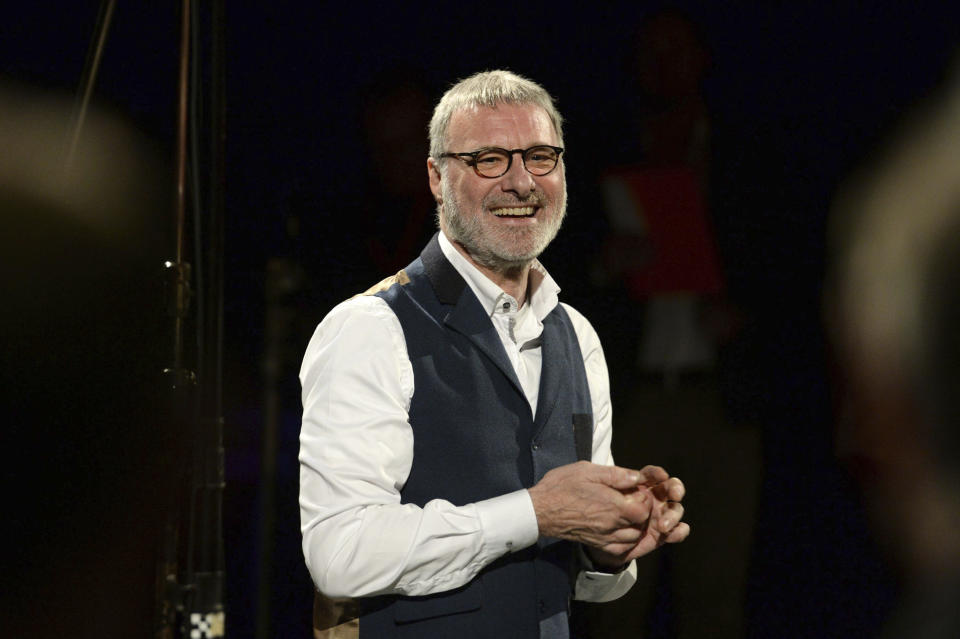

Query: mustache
<box><xmin>483</xmin><ymin>192</ymin><xmax>547</xmax><ymax>208</ymax></box>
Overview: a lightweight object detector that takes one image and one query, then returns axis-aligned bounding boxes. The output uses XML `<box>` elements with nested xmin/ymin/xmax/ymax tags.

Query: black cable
<box><xmin>185</xmin><ymin>0</ymin><xmax>204</xmax><ymax>590</ymax></box>
<box><xmin>65</xmin><ymin>0</ymin><xmax>116</xmax><ymax>172</ymax></box>
<box><xmin>190</xmin><ymin>0</ymin><xmax>205</xmax><ymax>390</ymax></box>
<box><xmin>211</xmin><ymin>0</ymin><xmax>226</xmax><ymax>426</ymax></box>
<box><xmin>209</xmin><ymin>0</ymin><xmax>227</xmax><ymax>591</ymax></box>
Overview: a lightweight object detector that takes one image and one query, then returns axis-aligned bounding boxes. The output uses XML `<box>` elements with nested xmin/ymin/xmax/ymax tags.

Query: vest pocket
<box><xmin>572</xmin><ymin>413</ymin><xmax>593</xmax><ymax>462</ymax></box>
<box><xmin>393</xmin><ymin>579</ymin><xmax>482</xmax><ymax>624</ymax></box>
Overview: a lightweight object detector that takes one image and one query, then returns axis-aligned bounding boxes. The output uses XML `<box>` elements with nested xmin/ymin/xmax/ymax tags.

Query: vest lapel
<box><xmin>443</xmin><ymin>292</ymin><xmax>525</xmax><ymax>399</ymax></box>
<box><xmin>533</xmin><ymin>312</ymin><xmax>564</xmax><ymax>435</ymax></box>
<box><xmin>421</xmin><ymin>234</ymin><xmax>526</xmax><ymax>399</ymax></box>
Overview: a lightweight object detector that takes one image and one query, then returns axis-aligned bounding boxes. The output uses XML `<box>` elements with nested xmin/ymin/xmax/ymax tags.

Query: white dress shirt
<box><xmin>299</xmin><ymin>232</ymin><xmax>636</xmax><ymax>605</ymax></box>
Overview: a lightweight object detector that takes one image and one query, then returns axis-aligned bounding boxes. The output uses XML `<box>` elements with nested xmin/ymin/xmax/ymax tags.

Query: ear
<box><xmin>427</xmin><ymin>157</ymin><xmax>443</xmax><ymax>203</ymax></box>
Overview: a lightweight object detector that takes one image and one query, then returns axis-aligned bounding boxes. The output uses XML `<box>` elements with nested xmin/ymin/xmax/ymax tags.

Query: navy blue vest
<box><xmin>358</xmin><ymin>235</ymin><xmax>594</xmax><ymax>638</ymax></box>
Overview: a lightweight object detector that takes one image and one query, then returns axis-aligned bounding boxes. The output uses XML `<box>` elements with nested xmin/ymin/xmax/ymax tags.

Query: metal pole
<box><xmin>156</xmin><ymin>2</ymin><xmax>198</xmax><ymax>637</ymax></box>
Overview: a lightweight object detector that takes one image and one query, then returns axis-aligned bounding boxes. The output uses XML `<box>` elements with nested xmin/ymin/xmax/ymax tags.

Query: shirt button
<box><xmin>531</xmin><ymin>442</ymin><xmax>540</xmax><ymax>451</ymax></box>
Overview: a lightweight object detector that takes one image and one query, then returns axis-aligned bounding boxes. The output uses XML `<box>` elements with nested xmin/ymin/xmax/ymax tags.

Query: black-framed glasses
<box><xmin>439</xmin><ymin>145</ymin><xmax>564</xmax><ymax>178</ymax></box>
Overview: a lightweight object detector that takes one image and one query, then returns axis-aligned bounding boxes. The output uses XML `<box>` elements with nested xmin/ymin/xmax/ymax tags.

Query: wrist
<box><xmin>583</xmin><ymin>545</ymin><xmax>628</xmax><ymax>573</ymax></box>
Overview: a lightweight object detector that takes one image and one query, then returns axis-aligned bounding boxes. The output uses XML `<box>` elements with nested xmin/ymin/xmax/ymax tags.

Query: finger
<box><xmin>607</xmin><ymin>525</ymin><xmax>643</xmax><ymax>544</ymax></box>
<box><xmin>657</xmin><ymin>501</ymin><xmax>685</xmax><ymax>533</ymax></box>
<box><xmin>650</xmin><ymin>477</ymin><xmax>685</xmax><ymax>502</ymax></box>
<box><xmin>618</xmin><ymin>489</ymin><xmax>652</xmax><ymax>525</ymax></box>
<box><xmin>597</xmin><ymin>464</ymin><xmax>645</xmax><ymax>491</ymax></box>
<box><xmin>637</xmin><ymin>465</ymin><xmax>668</xmax><ymax>486</ymax></box>
<box><xmin>622</xmin><ymin>536</ymin><xmax>659</xmax><ymax>562</ymax></box>
<box><xmin>661</xmin><ymin>522</ymin><xmax>690</xmax><ymax>544</ymax></box>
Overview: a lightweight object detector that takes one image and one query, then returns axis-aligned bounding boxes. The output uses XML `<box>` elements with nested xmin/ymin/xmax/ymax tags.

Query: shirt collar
<box><xmin>437</xmin><ymin>231</ymin><xmax>560</xmax><ymax>323</ymax></box>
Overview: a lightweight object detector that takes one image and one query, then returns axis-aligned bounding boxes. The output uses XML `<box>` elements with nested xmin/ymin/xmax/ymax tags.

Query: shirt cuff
<box><xmin>475</xmin><ymin>489</ymin><xmax>539</xmax><ymax>557</ymax></box>
<box><xmin>575</xmin><ymin>558</ymin><xmax>638</xmax><ymax>603</ymax></box>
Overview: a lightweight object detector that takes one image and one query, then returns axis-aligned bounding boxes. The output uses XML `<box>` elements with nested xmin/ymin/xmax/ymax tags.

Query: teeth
<box><xmin>492</xmin><ymin>207</ymin><xmax>535</xmax><ymax>217</ymax></box>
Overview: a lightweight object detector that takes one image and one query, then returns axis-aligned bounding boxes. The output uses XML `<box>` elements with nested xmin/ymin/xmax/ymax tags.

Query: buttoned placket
<box><xmin>491</xmin><ymin>292</ymin><xmax>543</xmax><ymax>415</ymax></box>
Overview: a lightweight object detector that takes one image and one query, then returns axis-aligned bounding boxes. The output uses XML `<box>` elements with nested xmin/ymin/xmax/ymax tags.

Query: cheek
<box><xmin>449</xmin><ymin>175</ymin><xmax>480</xmax><ymax>204</ymax></box>
<box><xmin>462</xmin><ymin>184</ymin><xmax>491</xmax><ymax>210</ymax></box>
<box><xmin>543</xmin><ymin>178</ymin><xmax>565</xmax><ymax>202</ymax></box>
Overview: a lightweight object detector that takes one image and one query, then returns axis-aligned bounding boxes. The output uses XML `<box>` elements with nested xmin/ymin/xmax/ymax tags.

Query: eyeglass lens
<box><xmin>474</xmin><ymin>146</ymin><xmax>559</xmax><ymax>177</ymax></box>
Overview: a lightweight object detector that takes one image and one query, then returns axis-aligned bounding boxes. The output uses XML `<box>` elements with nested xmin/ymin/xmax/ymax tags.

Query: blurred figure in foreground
<box><xmin>1</xmin><ymin>83</ymin><xmax>169</xmax><ymax>638</ymax></box>
<box><xmin>829</xmin><ymin>69</ymin><xmax>960</xmax><ymax>638</ymax></box>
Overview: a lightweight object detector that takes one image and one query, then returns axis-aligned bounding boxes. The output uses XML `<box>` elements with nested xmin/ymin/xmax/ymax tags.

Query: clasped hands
<box><xmin>527</xmin><ymin>461</ymin><xmax>689</xmax><ymax>569</ymax></box>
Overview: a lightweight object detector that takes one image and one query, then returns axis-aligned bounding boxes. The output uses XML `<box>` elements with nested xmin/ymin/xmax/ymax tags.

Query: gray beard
<box><xmin>438</xmin><ymin>179</ymin><xmax>567</xmax><ymax>272</ymax></box>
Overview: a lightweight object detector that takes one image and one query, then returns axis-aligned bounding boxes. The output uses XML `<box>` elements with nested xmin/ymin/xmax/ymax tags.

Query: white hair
<box><xmin>428</xmin><ymin>70</ymin><xmax>564</xmax><ymax>161</ymax></box>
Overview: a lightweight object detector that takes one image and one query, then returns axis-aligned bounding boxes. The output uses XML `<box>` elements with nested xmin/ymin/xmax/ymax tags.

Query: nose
<box><xmin>498</xmin><ymin>151</ymin><xmax>537</xmax><ymax>198</ymax></box>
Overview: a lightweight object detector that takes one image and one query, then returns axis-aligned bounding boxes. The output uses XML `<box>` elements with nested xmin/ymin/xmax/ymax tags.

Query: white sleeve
<box><xmin>298</xmin><ymin>295</ymin><xmax>539</xmax><ymax>599</ymax></box>
<box><xmin>562</xmin><ymin>302</ymin><xmax>639</xmax><ymax>602</ymax></box>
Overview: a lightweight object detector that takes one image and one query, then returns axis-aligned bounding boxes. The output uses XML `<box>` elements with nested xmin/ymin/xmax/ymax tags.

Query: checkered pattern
<box><xmin>190</xmin><ymin>612</ymin><xmax>225</xmax><ymax>638</ymax></box>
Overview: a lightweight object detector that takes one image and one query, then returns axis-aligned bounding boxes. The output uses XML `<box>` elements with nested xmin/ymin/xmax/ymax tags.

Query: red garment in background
<box><xmin>609</xmin><ymin>166</ymin><xmax>724</xmax><ymax>297</ymax></box>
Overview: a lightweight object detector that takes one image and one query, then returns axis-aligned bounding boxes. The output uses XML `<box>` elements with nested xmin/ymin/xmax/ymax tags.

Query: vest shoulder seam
<box><xmin>353</xmin><ymin>269</ymin><xmax>411</xmax><ymax>298</ymax></box>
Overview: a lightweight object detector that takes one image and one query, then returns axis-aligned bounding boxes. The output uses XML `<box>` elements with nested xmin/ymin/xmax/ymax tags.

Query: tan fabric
<box><xmin>313</xmin><ymin>267</ymin><xmax>410</xmax><ymax>638</ymax></box>
<box><xmin>353</xmin><ymin>269</ymin><xmax>410</xmax><ymax>298</ymax></box>
<box><xmin>312</xmin><ymin>593</ymin><xmax>360</xmax><ymax>639</ymax></box>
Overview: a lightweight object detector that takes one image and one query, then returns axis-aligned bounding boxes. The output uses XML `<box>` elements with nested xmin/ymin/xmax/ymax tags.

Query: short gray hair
<box><xmin>428</xmin><ymin>70</ymin><xmax>564</xmax><ymax>161</ymax></box>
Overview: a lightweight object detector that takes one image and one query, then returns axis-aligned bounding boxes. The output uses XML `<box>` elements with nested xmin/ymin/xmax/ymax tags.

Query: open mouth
<box><xmin>491</xmin><ymin>206</ymin><xmax>537</xmax><ymax>218</ymax></box>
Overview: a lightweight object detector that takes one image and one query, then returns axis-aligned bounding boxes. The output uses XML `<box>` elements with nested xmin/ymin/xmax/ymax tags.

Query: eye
<box><xmin>527</xmin><ymin>147</ymin><xmax>557</xmax><ymax>162</ymax></box>
<box><xmin>475</xmin><ymin>150</ymin><xmax>507</xmax><ymax>165</ymax></box>
<box><xmin>472</xmin><ymin>150</ymin><xmax>509</xmax><ymax>176</ymax></box>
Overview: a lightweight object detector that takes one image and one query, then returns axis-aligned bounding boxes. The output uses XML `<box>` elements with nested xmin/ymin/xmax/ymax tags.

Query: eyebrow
<box><xmin>465</xmin><ymin>144</ymin><xmax>555</xmax><ymax>152</ymax></box>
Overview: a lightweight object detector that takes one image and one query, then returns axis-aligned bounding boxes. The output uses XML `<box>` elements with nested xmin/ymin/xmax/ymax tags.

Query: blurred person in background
<box><xmin>357</xmin><ymin>69</ymin><xmax>438</xmax><ymax>277</ymax></box>
<box><xmin>586</xmin><ymin>9</ymin><xmax>760</xmax><ymax>638</ymax></box>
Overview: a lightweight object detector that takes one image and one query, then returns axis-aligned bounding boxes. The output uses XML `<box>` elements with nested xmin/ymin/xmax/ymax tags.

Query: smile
<box><xmin>491</xmin><ymin>206</ymin><xmax>536</xmax><ymax>217</ymax></box>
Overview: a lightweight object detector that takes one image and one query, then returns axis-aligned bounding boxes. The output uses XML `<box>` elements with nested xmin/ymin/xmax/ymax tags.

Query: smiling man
<box><xmin>299</xmin><ymin>70</ymin><xmax>689</xmax><ymax>639</ymax></box>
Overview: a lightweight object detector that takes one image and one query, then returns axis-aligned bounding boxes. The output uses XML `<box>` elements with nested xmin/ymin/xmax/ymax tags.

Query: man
<box><xmin>299</xmin><ymin>70</ymin><xmax>689</xmax><ymax>639</ymax></box>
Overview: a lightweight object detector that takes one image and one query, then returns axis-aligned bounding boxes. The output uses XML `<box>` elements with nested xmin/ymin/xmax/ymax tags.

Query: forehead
<box><xmin>447</xmin><ymin>103</ymin><xmax>558</xmax><ymax>149</ymax></box>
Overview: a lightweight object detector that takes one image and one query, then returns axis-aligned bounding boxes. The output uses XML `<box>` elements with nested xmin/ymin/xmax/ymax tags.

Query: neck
<box><xmin>449</xmin><ymin>238</ymin><xmax>532</xmax><ymax>306</ymax></box>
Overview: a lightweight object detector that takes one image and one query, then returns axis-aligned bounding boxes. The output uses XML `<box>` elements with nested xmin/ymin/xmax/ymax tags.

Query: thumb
<box><xmin>598</xmin><ymin>465</ymin><xmax>643</xmax><ymax>491</ymax></box>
